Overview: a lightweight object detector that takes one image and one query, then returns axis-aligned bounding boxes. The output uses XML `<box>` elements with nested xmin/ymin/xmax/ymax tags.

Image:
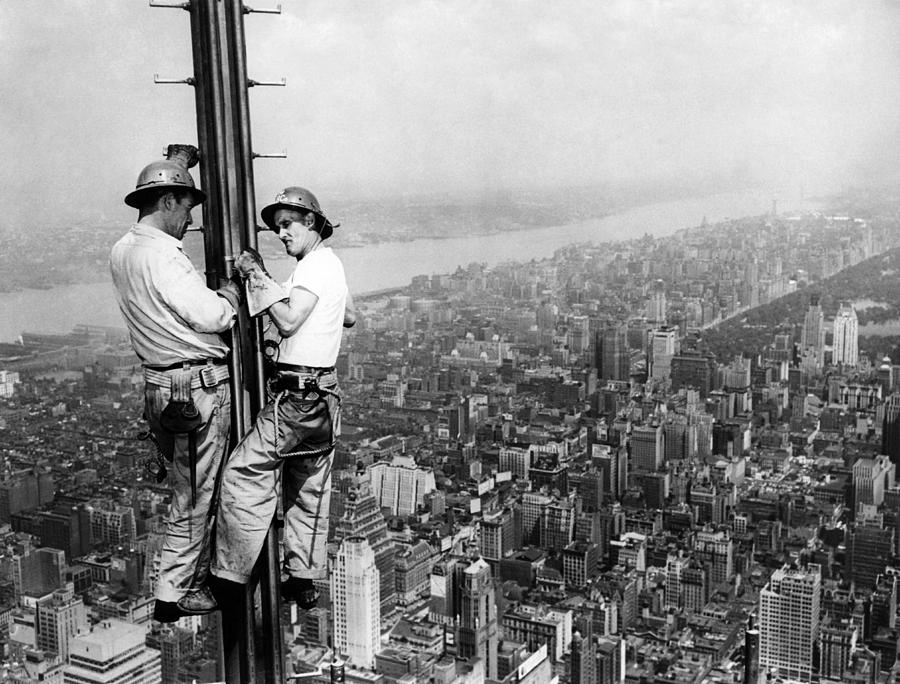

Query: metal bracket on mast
<box><xmin>154</xmin><ymin>74</ymin><xmax>196</xmax><ymax>86</ymax></box>
<box><xmin>244</xmin><ymin>4</ymin><xmax>282</xmax><ymax>14</ymax></box>
<box><xmin>149</xmin><ymin>0</ymin><xmax>190</xmax><ymax>9</ymax></box>
<box><xmin>248</xmin><ymin>78</ymin><xmax>286</xmax><ymax>87</ymax></box>
<box><xmin>252</xmin><ymin>150</ymin><xmax>287</xmax><ymax>159</ymax></box>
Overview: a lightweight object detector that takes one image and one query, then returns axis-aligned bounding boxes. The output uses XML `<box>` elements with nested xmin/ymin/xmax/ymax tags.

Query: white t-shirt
<box><xmin>278</xmin><ymin>247</ymin><xmax>347</xmax><ymax>367</ymax></box>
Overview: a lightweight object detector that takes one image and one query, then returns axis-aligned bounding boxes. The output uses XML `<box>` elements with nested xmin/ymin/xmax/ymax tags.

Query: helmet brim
<box><xmin>124</xmin><ymin>185</ymin><xmax>207</xmax><ymax>209</ymax></box>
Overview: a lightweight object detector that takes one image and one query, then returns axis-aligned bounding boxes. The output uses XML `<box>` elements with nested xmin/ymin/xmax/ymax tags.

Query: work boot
<box><xmin>282</xmin><ymin>577</ymin><xmax>319</xmax><ymax>609</ymax></box>
<box><xmin>176</xmin><ymin>586</ymin><xmax>218</xmax><ymax>615</ymax></box>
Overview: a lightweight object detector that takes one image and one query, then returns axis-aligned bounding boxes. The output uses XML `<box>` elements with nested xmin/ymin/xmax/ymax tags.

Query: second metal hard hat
<box><xmin>260</xmin><ymin>186</ymin><xmax>336</xmax><ymax>239</ymax></box>
<box><xmin>124</xmin><ymin>144</ymin><xmax>207</xmax><ymax>209</ymax></box>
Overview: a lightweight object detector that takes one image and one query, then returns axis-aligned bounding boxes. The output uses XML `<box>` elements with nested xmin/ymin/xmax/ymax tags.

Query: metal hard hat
<box><xmin>260</xmin><ymin>186</ymin><xmax>336</xmax><ymax>239</ymax></box>
<box><xmin>124</xmin><ymin>144</ymin><xmax>207</xmax><ymax>209</ymax></box>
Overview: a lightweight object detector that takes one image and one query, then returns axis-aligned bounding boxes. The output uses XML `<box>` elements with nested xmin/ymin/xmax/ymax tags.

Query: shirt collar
<box><xmin>131</xmin><ymin>223</ymin><xmax>183</xmax><ymax>251</ymax></box>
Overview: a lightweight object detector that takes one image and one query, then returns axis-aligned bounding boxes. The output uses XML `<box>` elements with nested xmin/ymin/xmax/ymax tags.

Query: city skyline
<box><xmin>2</xmin><ymin>190</ymin><xmax>900</xmax><ymax>681</ymax></box>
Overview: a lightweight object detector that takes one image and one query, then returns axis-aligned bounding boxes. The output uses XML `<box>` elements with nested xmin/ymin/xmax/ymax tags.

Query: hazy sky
<box><xmin>2</xmin><ymin>0</ymin><xmax>899</xmax><ymax>226</ymax></box>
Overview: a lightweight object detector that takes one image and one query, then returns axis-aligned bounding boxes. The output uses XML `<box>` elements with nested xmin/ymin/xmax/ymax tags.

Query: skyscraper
<box><xmin>456</xmin><ymin>557</ymin><xmax>499</xmax><ymax>680</ymax></box>
<box><xmin>332</xmin><ymin>482</ymin><xmax>396</xmax><ymax>616</ymax></box>
<box><xmin>758</xmin><ymin>564</ymin><xmax>821</xmax><ymax>683</ymax></box>
<box><xmin>35</xmin><ymin>584</ymin><xmax>88</xmax><ymax>661</ymax></box>
<box><xmin>845</xmin><ymin>514</ymin><xmax>894</xmax><ymax>590</ymax></box>
<box><xmin>645</xmin><ymin>279</ymin><xmax>667</xmax><ymax>325</ymax></box>
<box><xmin>693</xmin><ymin>527</ymin><xmax>735</xmax><ymax>589</ymax></box>
<box><xmin>331</xmin><ymin>536</ymin><xmax>380</xmax><ymax>670</ymax></box>
<box><xmin>800</xmin><ymin>295</ymin><xmax>825</xmax><ymax>368</ymax></box>
<box><xmin>670</xmin><ymin>348</ymin><xmax>717</xmax><ymax>398</ymax></box>
<box><xmin>596</xmin><ymin>322</ymin><xmax>630</xmax><ymax>382</ymax></box>
<box><xmin>833</xmin><ymin>302</ymin><xmax>859</xmax><ymax>366</ymax></box>
<box><xmin>367</xmin><ymin>454</ymin><xmax>437</xmax><ymax>516</ymax></box>
<box><xmin>853</xmin><ymin>455</ymin><xmax>894</xmax><ymax>509</ymax></box>
<box><xmin>649</xmin><ymin>327</ymin><xmax>677</xmax><ymax>381</ymax></box>
<box><xmin>630</xmin><ymin>422</ymin><xmax>663</xmax><ymax>472</ymax></box>
<box><xmin>884</xmin><ymin>394</ymin><xmax>900</xmax><ymax>466</ymax></box>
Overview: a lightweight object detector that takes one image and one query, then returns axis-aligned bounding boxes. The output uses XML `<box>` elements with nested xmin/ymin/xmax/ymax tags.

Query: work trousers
<box><xmin>144</xmin><ymin>378</ymin><xmax>231</xmax><ymax>603</ymax></box>
<box><xmin>212</xmin><ymin>376</ymin><xmax>340</xmax><ymax>583</ymax></box>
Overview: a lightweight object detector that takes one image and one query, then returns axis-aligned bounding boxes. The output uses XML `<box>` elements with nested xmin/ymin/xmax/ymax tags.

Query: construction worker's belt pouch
<box><xmin>158</xmin><ymin>369</ymin><xmax>203</xmax><ymax>506</ymax></box>
<box><xmin>269</xmin><ymin>371</ymin><xmax>341</xmax><ymax>459</ymax></box>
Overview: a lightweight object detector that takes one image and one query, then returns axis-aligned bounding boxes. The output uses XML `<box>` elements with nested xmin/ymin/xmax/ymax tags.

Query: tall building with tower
<box><xmin>455</xmin><ymin>556</ymin><xmax>499</xmax><ymax>680</ymax></box>
<box><xmin>646</xmin><ymin>279</ymin><xmax>667</xmax><ymax>325</ymax></box>
<box><xmin>332</xmin><ymin>482</ymin><xmax>396</xmax><ymax>616</ymax></box>
<box><xmin>758</xmin><ymin>564</ymin><xmax>821</xmax><ymax>683</ymax></box>
<box><xmin>833</xmin><ymin>302</ymin><xmax>859</xmax><ymax>366</ymax></box>
<box><xmin>331</xmin><ymin>536</ymin><xmax>381</xmax><ymax>670</ymax></box>
<box><xmin>800</xmin><ymin>295</ymin><xmax>825</xmax><ymax>368</ymax></box>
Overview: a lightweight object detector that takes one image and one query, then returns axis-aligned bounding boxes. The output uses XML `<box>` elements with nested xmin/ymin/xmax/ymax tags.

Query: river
<box><xmin>0</xmin><ymin>188</ymin><xmax>817</xmax><ymax>343</ymax></box>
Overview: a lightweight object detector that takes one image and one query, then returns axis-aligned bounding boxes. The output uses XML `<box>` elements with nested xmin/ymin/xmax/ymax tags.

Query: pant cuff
<box><xmin>284</xmin><ymin>569</ymin><xmax>327</xmax><ymax>580</ymax></box>
<box><xmin>211</xmin><ymin>566</ymin><xmax>251</xmax><ymax>584</ymax></box>
<box><xmin>156</xmin><ymin>588</ymin><xmax>184</xmax><ymax>603</ymax></box>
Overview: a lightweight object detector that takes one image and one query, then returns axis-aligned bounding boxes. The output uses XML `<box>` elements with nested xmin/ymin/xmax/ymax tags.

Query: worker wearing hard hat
<box><xmin>110</xmin><ymin>145</ymin><xmax>240</xmax><ymax>622</ymax></box>
<box><xmin>211</xmin><ymin>186</ymin><xmax>354</xmax><ymax>610</ymax></box>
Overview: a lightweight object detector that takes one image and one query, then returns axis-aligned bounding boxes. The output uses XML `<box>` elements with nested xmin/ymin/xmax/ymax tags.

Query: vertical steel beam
<box><xmin>186</xmin><ymin>1</ymin><xmax>257</xmax><ymax>682</ymax></box>
<box><xmin>223</xmin><ymin>3</ymin><xmax>286</xmax><ymax>683</ymax></box>
<box><xmin>180</xmin><ymin>0</ymin><xmax>284</xmax><ymax>680</ymax></box>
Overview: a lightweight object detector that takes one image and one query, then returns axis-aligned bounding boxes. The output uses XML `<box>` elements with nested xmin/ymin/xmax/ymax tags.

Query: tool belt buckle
<box><xmin>302</xmin><ymin>377</ymin><xmax>320</xmax><ymax>400</ymax></box>
<box><xmin>200</xmin><ymin>364</ymin><xmax>218</xmax><ymax>389</ymax></box>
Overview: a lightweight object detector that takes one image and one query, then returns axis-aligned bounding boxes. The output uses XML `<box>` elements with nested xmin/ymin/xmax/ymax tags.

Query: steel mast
<box><xmin>150</xmin><ymin>1</ymin><xmax>285</xmax><ymax>681</ymax></box>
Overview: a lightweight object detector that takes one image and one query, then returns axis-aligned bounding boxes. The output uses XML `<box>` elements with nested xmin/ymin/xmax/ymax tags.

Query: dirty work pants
<box><xmin>212</xmin><ymin>379</ymin><xmax>339</xmax><ymax>583</ymax></box>
<box><xmin>145</xmin><ymin>377</ymin><xmax>231</xmax><ymax>603</ymax></box>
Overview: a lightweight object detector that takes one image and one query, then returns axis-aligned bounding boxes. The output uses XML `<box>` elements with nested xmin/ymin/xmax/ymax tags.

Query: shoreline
<box><xmin>0</xmin><ymin>187</ymin><xmax>822</xmax><ymax>342</ymax></box>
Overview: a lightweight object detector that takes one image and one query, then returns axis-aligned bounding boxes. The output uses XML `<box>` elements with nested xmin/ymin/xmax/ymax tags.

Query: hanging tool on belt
<box><xmin>159</xmin><ymin>368</ymin><xmax>203</xmax><ymax>506</ymax></box>
<box><xmin>139</xmin><ymin>427</ymin><xmax>169</xmax><ymax>483</ymax></box>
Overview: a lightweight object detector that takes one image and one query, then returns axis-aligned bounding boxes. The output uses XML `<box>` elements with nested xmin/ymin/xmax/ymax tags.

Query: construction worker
<box><xmin>211</xmin><ymin>186</ymin><xmax>354</xmax><ymax>609</ymax></box>
<box><xmin>110</xmin><ymin>145</ymin><xmax>240</xmax><ymax>622</ymax></box>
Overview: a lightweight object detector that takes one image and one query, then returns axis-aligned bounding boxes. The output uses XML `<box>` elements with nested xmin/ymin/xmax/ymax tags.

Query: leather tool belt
<box><xmin>144</xmin><ymin>359</ymin><xmax>230</xmax><ymax>390</ymax></box>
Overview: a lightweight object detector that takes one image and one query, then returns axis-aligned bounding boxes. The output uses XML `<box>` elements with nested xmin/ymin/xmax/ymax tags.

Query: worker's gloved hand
<box><xmin>235</xmin><ymin>249</ymin><xmax>288</xmax><ymax>317</ymax></box>
<box><xmin>234</xmin><ymin>247</ymin><xmax>269</xmax><ymax>279</ymax></box>
<box><xmin>215</xmin><ymin>276</ymin><xmax>243</xmax><ymax>312</ymax></box>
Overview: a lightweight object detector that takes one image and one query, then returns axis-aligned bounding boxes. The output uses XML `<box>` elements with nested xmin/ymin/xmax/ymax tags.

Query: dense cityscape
<box><xmin>4</xmin><ymin>193</ymin><xmax>900</xmax><ymax>684</ymax></box>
